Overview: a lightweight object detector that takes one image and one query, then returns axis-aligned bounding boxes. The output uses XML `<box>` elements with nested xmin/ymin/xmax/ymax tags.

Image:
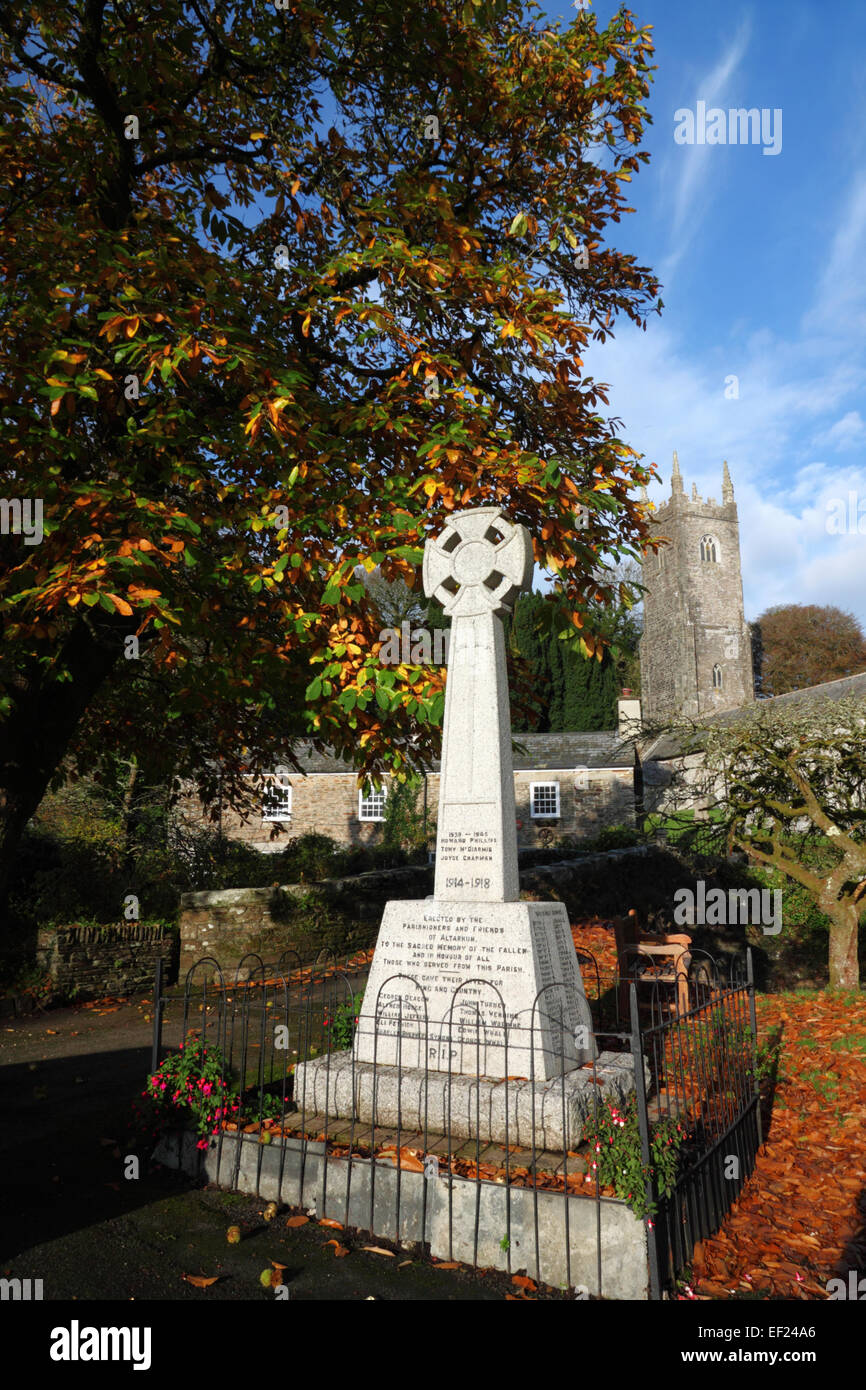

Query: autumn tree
<box><xmin>653</xmin><ymin>696</ymin><xmax>866</xmax><ymax>991</ymax></box>
<box><xmin>0</xmin><ymin>0</ymin><xmax>662</xmax><ymax>925</ymax></box>
<box><xmin>754</xmin><ymin>604</ymin><xmax>866</xmax><ymax>696</ymax></box>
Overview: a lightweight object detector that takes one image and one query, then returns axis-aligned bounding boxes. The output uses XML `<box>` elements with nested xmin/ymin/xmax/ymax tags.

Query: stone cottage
<box><xmin>173</xmin><ymin>701</ymin><xmax>643</xmax><ymax>853</ymax></box>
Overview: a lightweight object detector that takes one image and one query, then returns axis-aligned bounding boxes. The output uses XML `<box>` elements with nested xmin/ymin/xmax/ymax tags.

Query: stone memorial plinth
<box><xmin>295</xmin><ymin>507</ymin><xmax>624</xmax><ymax>1149</ymax></box>
<box><xmin>351</xmin><ymin>899</ymin><xmax>590</xmax><ymax>1080</ymax></box>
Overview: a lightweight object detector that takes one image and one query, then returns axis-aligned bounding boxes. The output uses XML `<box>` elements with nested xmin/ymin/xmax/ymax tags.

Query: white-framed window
<box><xmin>262</xmin><ymin>782</ymin><xmax>292</xmax><ymax>821</ymax></box>
<box><xmin>530</xmin><ymin>781</ymin><xmax>561</xmax><ymax>819</ymax></box>
<box><xmin>359</xmin><ymin>785</ymin><xmax>387</xmax><ymax>821</ymax></box>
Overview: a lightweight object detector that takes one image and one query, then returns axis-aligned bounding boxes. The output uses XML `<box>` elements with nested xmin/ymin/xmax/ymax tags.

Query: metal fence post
<box><xmin>150</xmin><ymin>955</ymin><xmax>164</xmax><ymax>1075</ymax></box>
<box><xmin>746</xmin><ymin>947</ymin><xmax>763</xmax><ymax>1146</ymax></box>
<box><xmin>630</xmin><ymin>982</ymin><xmax>663</xmax><ymax>1301</ymax></box>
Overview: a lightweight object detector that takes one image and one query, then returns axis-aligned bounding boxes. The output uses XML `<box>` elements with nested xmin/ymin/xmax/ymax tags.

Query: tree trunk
<box><xmin>825</xmin><ymin>900</ymin><xmax>861</xmax><ymax>992</ymax></box>
<box><xmin>0</xmin><ymin>616</ymin><xmax>124</xmax><ymax>930</ymax></box>
<box><xmin>120</xmin><ymin>758</ymin><xmax>140</xmax><ymax>876</ymax></box>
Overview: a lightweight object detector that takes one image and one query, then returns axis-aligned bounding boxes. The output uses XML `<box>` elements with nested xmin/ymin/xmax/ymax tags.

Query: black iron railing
<box><xmin>147</xmin><ymin>944</ymin><xmax>761</xmax><ymax>1298</ymax></box>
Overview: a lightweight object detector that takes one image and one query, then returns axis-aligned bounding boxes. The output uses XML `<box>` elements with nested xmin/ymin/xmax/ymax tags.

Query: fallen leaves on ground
<box><xmin>77</xmin><ymin>995</ymin><xmax>129</xmax><ymax>1012</ymax></box>
<box><xmin>217</xmin><ymin>950</ymin><xmax>374</xmax><ymax>999</ymax></box>
<box><xmin>377</xmin><ymin>1144</ymin><xmax>425</xmax><ymax>1172</ymax></box>
<box><xmin>183</xmin><ymin>1274</ymin><xmax>219</xmax><ymax>1288</ymax></box>
<box><xmin>286</xmin><ymin>1215</ymin><xmax>309</xmax><ymax>1228</ymax></box>
<box><xmin>570</xmin><ymin>918</ymin><xmax>619</xmax><ymax>975</ymax></box>
<box><xmin>688</xmin><ymin>990</ymin><xmax>866</xmax><ymax>1301</ymax></box>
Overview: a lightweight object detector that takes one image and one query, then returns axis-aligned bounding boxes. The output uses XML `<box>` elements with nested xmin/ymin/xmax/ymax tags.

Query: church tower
<box><xmin>639</xmin><ymin>455</ymin><xmax>754</xmax><ymax>722</ymax></box>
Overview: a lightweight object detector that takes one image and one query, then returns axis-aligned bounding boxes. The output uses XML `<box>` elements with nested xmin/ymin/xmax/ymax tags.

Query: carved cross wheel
<box><xmin>422</xmin><ymin>507</ymin><xmax>533</xmax><ymax>618</ymax></box>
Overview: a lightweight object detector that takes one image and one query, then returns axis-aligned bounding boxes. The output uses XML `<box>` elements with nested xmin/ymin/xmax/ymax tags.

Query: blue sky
<box><xmin>545</xmin><ymin>0</ymin><xmax>866</xmax><ymax>629</ymax></box>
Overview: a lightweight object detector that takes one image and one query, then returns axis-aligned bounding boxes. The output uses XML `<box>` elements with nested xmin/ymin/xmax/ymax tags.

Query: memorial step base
<box><xmin>293</xmin><ymin>1049</ymin><xmax>646</xmax><ymax>1153</ymax></box>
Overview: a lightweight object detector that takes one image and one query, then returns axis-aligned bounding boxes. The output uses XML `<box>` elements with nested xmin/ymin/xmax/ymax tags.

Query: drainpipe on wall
<box><xmin>423</xmin><ymin>774</ymin><xmax>428</xmax><ymax>844</ymax></box>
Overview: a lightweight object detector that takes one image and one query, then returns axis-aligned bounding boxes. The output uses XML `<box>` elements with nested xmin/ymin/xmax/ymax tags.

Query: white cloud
<box><xmin>669</xmin><ymin>20</ymin><xmax>752</xmax><ymax>234</ymax></box>
<box><xmin>655</xmin><ymin>17</ymin><xmax>753</xmax><ymax>284</ymax></box>
<box><xmin>581</xmin><ymin>313</ymin><xmax>866</xmax><ymax>627</ymax></box>
<box><xmin>804</xmin><ymin>177</ymin><xmax>866</xmax><ymax>338</ymax></box>
<box><xmin>813</xmin><ymin>410</ymin><xmax>866</xmax><ymax>451</ymax></box>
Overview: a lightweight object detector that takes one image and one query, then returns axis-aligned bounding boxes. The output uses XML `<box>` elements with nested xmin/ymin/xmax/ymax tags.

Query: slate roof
<box><xmin>641</xmin><ymin>670</ymin><xmax>866</xmax><ymax>763</ymax></box>
<box><xmin>285</xmin><ymin>730</ymin><xmax>634</xmax><ymax>774</ymax></box>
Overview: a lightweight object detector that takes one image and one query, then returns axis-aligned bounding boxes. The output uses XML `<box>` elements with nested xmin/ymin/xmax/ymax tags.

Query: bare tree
<box><xmin>645</xmin><ymin>694</ymin><xmax>866</xmax><ymax>990</ymax></box>
<box><xmin>355</xmin><ymin>566</ymin><xmax>427</xmax><ymax>631</ymax></box>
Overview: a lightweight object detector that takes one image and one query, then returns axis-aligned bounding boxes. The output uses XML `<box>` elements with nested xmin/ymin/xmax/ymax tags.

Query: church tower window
<box><xmin>700</xmin><ymin>535</ymin><xmax>719</xmax><ymax>563</ymax></box>
<box><xmin>712</xmin><ymin>664</ymin><xmax>723</xmax><ymax>689</ymax></box>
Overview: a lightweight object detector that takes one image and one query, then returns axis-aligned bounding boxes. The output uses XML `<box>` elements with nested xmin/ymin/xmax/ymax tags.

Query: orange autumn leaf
<box><xmin>182</xmin><ymin>1274</ymin><xmax>219</xmax><ymax>1288</ymax></box>
<box><xmin>106</xmin><ymin>593</ymin><xmax>133</xmax><ymax>616</ymax></box>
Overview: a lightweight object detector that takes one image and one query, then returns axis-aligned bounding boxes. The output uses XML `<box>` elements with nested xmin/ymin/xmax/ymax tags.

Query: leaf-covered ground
<box><xmin>570</xmin><ymin>917</ymin><xmax>866</xmax><ymax>1300</ymax></box>
<box><xmin>687</xmin><ymin>989</ymin><xmax>866</xmax><ymax>1300</ymax></box>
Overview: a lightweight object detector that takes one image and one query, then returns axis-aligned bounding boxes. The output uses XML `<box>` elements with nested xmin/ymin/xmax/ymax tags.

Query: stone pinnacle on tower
<box><xmin>672</xmin><ymin>449</ymin><xmax>684</xmax><ymax>497</ymax></box>
<box><xmin>722</xmin><ymin>459</ymin><xmax>734</xmax><ymax>504</ymax></box>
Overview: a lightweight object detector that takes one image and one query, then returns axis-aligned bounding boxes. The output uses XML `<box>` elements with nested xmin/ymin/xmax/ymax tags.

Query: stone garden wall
<box><xmin>37</xmin><ymin>922</ymin><xmax>179</xmax><ymax>1000</ymax></box>
<box><xmin>178</xmin><ymin>863</ymin><xmax>434</xmax><ymax>974</ymax></box>
<box><xmin>177</xmin><ymin>845</ymin><xmax>689</xmax><ymax>974</ymax></box>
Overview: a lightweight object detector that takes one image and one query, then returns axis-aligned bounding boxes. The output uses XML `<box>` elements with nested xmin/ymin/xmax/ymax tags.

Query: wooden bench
<box><xmin>612</xmin><ymin>909</ymin><xmax>692</xmax><ymax>1020</ymax></box>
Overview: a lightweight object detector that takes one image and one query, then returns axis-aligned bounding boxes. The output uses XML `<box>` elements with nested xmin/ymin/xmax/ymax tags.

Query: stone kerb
<box><xmin>154</xmin><ymin>1127</ymin><xmax>649</xmax><ymax>1298</ymax></box>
